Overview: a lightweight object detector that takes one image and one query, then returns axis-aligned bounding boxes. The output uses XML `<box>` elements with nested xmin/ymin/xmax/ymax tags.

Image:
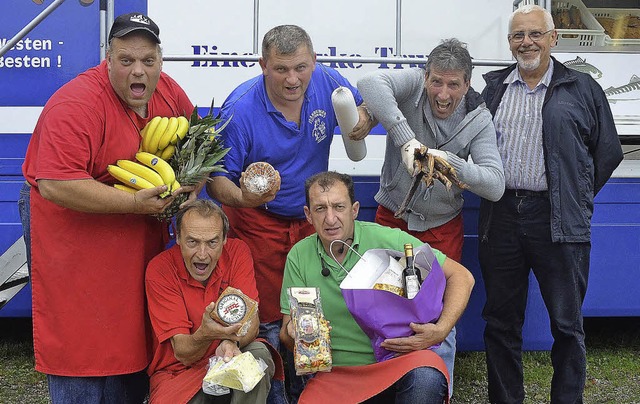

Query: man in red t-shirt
<box><xmin>21</xmin><ymin>13</ymin><xmax>196</xmax><ymax>403</ymax></box>
<box><xmin>145</xmin><ymin>199</ymin><xmax>279</xmax><ymax>404</ymax></box>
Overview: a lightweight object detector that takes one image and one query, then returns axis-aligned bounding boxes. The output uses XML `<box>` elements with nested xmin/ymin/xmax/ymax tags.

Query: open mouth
<box><xmin>193</xmin><ymin>262</ymin><xmax>208</xmax><ymax>274</ymax></box>
<box><xmin>436</xmin><ymin>100</ymin><xmax>451</xmax><ymax>111</ymax></box>
<box><xmin>131</xmin><ymin>83</ymin><xmax>146</xmax><ymax>97</ymax></box>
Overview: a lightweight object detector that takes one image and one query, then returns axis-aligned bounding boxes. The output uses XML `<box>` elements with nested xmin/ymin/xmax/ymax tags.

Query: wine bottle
<box><xmin>402</xmin><ymin>243</ymin><xmax>422</xmax><ymax>299</ymax></box>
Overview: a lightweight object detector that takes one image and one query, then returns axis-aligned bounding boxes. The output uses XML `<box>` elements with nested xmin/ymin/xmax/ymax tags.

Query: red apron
<box><xmin>376</xmin><ymin>205</ymin><xmax>464</xmax><ymax>262</ymax></box>
<box><xmin>30</xmin><ymin>188</ymin><xmax>167</xmax><ymax>375</ymax></box>
<box><xmin>299</xmin><ymin>350</ymin><xmax>450</xmax><ymax>404</ymax></box>
<box><xmin>148</xmin><ymin>339</ymin><xmax>284</xmax><ymax>404</ymax></box>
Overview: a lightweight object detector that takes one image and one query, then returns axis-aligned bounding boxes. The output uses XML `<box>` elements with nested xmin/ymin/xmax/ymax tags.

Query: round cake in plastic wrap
<box><xmin>243</xmin><ymin>162</ymin><xmax>277</xmax><ymax>195</ymax></box>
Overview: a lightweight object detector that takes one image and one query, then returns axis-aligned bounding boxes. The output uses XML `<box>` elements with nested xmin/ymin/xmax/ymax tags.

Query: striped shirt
<box><xmin>493</xmin><ymin>63</ymin><xmax>554</xmax><ymax>191</ymax></box>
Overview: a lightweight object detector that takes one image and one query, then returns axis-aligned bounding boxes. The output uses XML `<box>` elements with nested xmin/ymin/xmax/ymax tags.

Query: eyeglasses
<box><xmin>508</xmin><ymin>29</ymin><xmax>554</xmax><ymax>43</ymax></box>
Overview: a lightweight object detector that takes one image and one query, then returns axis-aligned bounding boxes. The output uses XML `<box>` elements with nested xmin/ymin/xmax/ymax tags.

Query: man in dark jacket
<box><xmin>479</xmin><ymin>5</ymin><xmax>623</xmax><ymax>404</ymax></box>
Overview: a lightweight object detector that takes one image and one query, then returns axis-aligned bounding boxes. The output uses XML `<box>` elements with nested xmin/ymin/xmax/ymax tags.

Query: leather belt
<box><xmin>504</xmin><ymin>189</ymin><xmax>549</xmax><ymax>198</ymax></box>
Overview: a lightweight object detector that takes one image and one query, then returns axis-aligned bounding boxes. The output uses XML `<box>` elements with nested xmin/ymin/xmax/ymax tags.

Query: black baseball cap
<box><xmin>108</xmin><ymin>13</ymin><xmax>161</xmax><ymax>44</ymax></box>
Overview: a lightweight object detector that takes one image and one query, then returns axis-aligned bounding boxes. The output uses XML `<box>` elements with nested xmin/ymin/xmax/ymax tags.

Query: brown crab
<box><xmin>394</xmin><ymin>146</ymin><xmax>468</xmax><ymax>218</ymax></box>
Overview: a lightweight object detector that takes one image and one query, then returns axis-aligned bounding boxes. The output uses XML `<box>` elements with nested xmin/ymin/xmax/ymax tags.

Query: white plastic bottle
<box><xmin>331</xmin><ymin>86</ymin><xmax>367</xmax><ymax>162</ymax></box>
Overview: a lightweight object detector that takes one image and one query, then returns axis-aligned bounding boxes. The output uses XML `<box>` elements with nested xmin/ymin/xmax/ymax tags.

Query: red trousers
<box><xmin>375</xmin><ymin>205</ymin><xmax>464</xmax><ymax>262</ymax></box>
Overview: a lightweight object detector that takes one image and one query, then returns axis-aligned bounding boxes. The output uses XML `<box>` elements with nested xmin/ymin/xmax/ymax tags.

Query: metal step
<box><xmin>0</xmin><ymin>275</ymin><xmax>29</xmax><ymax>310</ymax></box>
<box><xmin>0</xmin><ymin>237</ymin><xmax>29</xmax><ymax>310</ymax></box>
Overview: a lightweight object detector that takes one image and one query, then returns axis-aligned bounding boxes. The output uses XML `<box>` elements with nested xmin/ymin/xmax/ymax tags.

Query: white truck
<box><xmin>1</xmin><ymin>0</ymin><xmax>639</xmax><ymax>350</ymax></box>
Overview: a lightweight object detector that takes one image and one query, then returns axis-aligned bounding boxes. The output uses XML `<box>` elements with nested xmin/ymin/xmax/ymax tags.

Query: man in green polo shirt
<box><xmin>279</xmin><ymin>171</ymin><xmax>474</xmax><ymax>402</ymax></box>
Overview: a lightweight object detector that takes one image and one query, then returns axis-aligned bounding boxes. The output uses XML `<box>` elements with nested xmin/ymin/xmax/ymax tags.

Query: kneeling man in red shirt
<box><xmin>145</xmin><ymin>199</ymin><xmax>282</xmax><ymax>403</ymax></box>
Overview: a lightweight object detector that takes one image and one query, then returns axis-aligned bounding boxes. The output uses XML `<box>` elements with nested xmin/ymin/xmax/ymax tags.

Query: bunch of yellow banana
<box><xmin>108</xmin><ymin>151</ymin><xmax>180</xmax><ymax>198</ymax></box>
<box><xmin>139</xmin><ymin>116</ymin><xmax>189</xmax><ymax>160</ymax></box>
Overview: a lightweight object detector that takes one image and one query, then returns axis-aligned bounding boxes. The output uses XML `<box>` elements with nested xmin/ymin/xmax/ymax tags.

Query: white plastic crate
<box><xmin>519</xmin><ymin>0</ymin><xmax>605</xmax><ymax>49</ymax></box>
<box><xmin>589</xmin><ymin>8</ymin><xmax>640</xmax><ymax>47</ymax></box>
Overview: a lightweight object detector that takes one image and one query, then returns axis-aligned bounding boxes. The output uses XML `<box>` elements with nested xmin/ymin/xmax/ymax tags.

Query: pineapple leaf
<box><xmin>155</xmin><ymin>101</ymin><xmax>230</xmax><ymax>222</ymax></box>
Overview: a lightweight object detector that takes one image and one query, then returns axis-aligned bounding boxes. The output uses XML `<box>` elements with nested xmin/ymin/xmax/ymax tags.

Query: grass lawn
<box><xmin>1</xmin><ymin>317</ymin><xmax>638</xmax><ymax>403</ymax></box>
<box><xmin>452</xmin><ymin>317</ymin><xmax>640</xmax><ymax>403</ymax></box>
<box><xmin>0</xmin><ymin>320</ymin><xmax>48</xmax><ymax>404</ymax></box>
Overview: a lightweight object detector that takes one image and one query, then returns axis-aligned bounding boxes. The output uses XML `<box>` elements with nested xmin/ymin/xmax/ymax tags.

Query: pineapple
<box><xmin>154</xmin><ymin>103</ymin><xmax>231</xmax><ymax>221</ymax></box>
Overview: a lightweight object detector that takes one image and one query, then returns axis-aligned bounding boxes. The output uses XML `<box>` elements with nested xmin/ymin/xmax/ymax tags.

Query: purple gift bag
<box><xmin>338</xmin><ymin>244</ymin><xmax>446</xmax><ymax>362</ymax></box>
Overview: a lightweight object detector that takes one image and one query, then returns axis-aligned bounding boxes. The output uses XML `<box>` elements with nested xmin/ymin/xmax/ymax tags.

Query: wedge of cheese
<box><xmin>203</xmin><ymin>352</ymin><xmax>266</xmax><ymax>392</ymax></box>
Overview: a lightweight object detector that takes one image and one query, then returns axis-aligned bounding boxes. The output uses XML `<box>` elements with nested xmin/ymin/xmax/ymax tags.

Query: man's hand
<box><xmin>131</xmin><ymin>185</ymin><xmax>175</xmax><ymax>214</ymax></box>
<box><xmin>238</xmin><ymin>169</ymin><xmax>281</xmax><ymax>207</ymax></box>
<box><xmin>176</xmin><ymin>180</ymin><xmax>205</xmax><ymax>210</ymax></box>
<box><xmin>169</xmin><ymin>302</ymin><xmax>242</xmax><ymax>367</ymax></box>
<box><xmin>401</xmin><ymin>138</ymin><xmax>425</xmax><ymax>175</ymax></box>
<box><xmin>135</xmin><ymin>182</ymin><xmax>200</xmax><ymax>214</ymax></box>
<box><xmin>286</xmin><ymin>317</ymin><xmax>295</xmax><ymax>340</ymax></box>
<box><xmin>349</xmin><ymin>105</ymin><xmax>377</xmax><ymax>141</ymax></box>
<box><xmin>215</xmin><ymin>339</ymin><xmax>241</xmax><ymax>362</ymax></box>
<box><xmin>426</xmin><ymin>148</ymin><xmax>448</xmax><ymax>161</ymax></box>
<box><xmin>200</xmin><ymin>302</ymin><xmax>243</xmax><ymax>341</ymax></box>
<box><xmin>380</xmin><ymin>322</ymin><xmax>448</xmax><ymax>353</ymax></box>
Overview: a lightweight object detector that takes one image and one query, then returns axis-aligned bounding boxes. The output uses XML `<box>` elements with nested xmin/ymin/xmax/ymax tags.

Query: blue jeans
<box><xmin>395</xmin><ymin>365</ymin><xmax>448</xmax><ymax>403</ymax></box>
<box><xmin>17</xmin><ymin>181</ymin><xmax>31</xmax><ymax>274</ymax></box>
<box><xmin>364</xmin><ymin>364</ymin><xmax>447</xmax><ymax>404</ymax></box>
<box><xmin>480</xmin><ymin>194</ymin><xmax>589</xmax><ymax>404</ymax></box>
<box><xmin>260</xmin><ymin>320</ymin><xmax>289</xmax><ymax>404</ymax></box>
<box><xmin>260</xmin><ymin>320</ymin><xmax>311</xmax><ymax>404</ymax></box>
<box><xmin>47</xmin><ymin>371</ymin><xmax>149</xmax><ymax>404</ymax></box>
<box><xmin>432</xmin><ymin>326</ymin><xmax>456</xmax><ymax>398</ymax></box>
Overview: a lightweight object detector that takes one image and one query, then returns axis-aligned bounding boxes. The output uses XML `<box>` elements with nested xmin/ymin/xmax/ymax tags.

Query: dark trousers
<box><xmin>479</xmin><ymin>194</ymin><xmax>590</xmax><ymax>404</ymax></box>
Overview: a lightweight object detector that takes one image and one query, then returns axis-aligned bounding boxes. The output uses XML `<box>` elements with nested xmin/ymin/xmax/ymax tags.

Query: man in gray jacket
<box><xmin>357</xmin><ymin>38</ymin><xmax>504</xmax><ymax>261</ymax></box>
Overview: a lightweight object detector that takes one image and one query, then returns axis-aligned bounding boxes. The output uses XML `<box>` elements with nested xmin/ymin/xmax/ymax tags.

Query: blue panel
<box><xmin>354</xmin><ymin>178</ymin><xmax>379</xmax><ymax>222</ymax></box>
<box><xmin>594</xmin><ymin>178</ymin><xmax>640</xmax><ymax>203</ymax></box>
<box><xmin>0</xmin><ymin>203</ymin><xmax>20</xmax><ymax>225</ymax></box>
<box><xmin>0</xmin><ymin>134</ymin><xmax>30</xmax><ymax>158</ymax></box>
<box><xmin>593</xmin><ymin>204</ymin><xmax>640</xmax><ymax>224</ymax></box>
<box><xmin>0</xmin><ymin>225</ymin><xmax>24</xmax><ymax>253</ymax></box>
<box><xmin>0</xmin><ymin>179</ymin><xmax>24</xmax><ymax>230</ymax></box>
<box><xmin>0</xmin><ymin>283</ymin><xmax>32</xmax><ymax>318</ymax></box>
<box><xmin>0</xmin><ymin>159</ymin><xmax>24</xmax><ymax>176</ymax></box>
<box><xmin>0</xmin><ymin>179</ymin><xmax>25</xmax><ymax>201</ymax></box>
<box><xmin>583</xmin><ymin>225</ymin><xmax>640</xmax><ymax>316</ymax></box>
<box><xmin>1</xmin><ymin>2</ymin><xmax>101</xmax><ymax>106</ymax></box>
<box><xmin>0</xmin><ymin>0</ymin><xmax>147</xmax><ymax>106</ymax></box>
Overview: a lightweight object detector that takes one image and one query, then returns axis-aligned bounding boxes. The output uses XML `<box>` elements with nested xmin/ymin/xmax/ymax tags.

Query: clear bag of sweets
<box><xmin>287</xmin><ymin>287</ymin><xmax>332</xmax><ymax>375</ymax></box>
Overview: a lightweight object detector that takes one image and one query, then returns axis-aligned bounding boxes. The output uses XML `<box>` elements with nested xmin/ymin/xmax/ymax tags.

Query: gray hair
<box><xmin>261</xmin><ymin>25</ymin><xmax>314</xmax><ymax>59</ymax></box>
<box><xmin>175</xmin><ymin>199</ymin><xmax>229</xmax><ymax>239</ymax></box>
<box><xmin>425</xmin><ymin>38</ymin><xmax>472</xmax><ymax>83</ymax></box>
<box><xmin>509</xmin><ymin>4</ymin><xmax>555</xmax><ymax>31</ymax></box>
